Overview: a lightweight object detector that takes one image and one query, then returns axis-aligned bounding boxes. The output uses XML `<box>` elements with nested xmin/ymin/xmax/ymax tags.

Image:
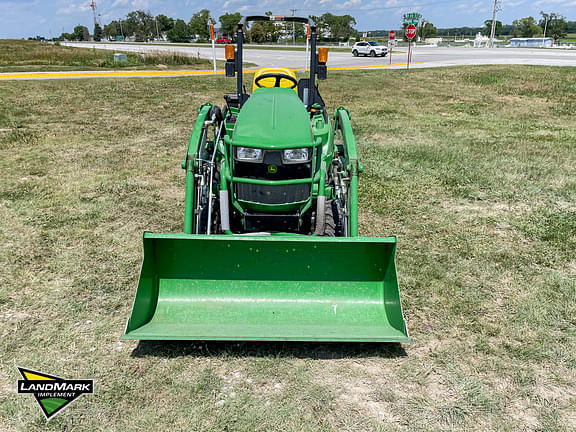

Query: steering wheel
<box><xmin>254</xmin><ymin>73</ymin><xmax>298</xmax><ymax>89</ymax></box>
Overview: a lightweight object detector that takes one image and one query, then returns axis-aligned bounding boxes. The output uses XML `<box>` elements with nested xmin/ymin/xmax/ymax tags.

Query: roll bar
<box><xmin>226</xmin><ymin>16</ymin><xmax>324</xmax><ymax>109</ymax></box>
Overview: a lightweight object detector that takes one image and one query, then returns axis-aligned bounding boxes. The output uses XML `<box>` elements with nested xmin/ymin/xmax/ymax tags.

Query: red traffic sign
<box><xmin>405</xmin><ymin>24</ymin><xmax>416</xmax><ymax>40</ymax></box>
<box><xmin>389</xmin><ymin>30</ymin><xmax>396</xmax><ymax>40</ymax></box>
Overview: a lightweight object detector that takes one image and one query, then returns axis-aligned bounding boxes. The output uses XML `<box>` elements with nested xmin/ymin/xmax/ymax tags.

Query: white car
<box><xmin>352</xmin><ymin>41</ymin><xmax>388</xmax><ymax>57</ymax></box>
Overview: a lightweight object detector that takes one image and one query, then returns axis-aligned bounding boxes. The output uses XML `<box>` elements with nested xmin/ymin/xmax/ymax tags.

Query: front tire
<box><xmin>323</xmin><ymin>200</ymin><xmax>338</xmax><ymax>237</ymax></box>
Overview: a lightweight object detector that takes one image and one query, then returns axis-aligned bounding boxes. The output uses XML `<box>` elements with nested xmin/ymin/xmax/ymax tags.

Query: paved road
<box><xmin>1</xmin><ymin>43</ymin><xmax>573</xmax><ymax>81</ymax></box>
<box><xmin>64</xmin><ymin>42</ymin><xmax>576</xmax><ymax>69</ymax></box>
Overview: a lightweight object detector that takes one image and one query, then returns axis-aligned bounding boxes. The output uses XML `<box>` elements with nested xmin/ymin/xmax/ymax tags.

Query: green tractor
<box><xmin>123</xmin><ymin>16</ymin><xmax>410</xmax><ymax>342</ymax></box>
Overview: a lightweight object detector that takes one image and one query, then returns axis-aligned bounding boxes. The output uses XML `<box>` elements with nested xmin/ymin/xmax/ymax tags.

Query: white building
<box><xmin>510</xmin><ymin>37</ymin><xmax>554</xmax><ymax>48</ymax></box>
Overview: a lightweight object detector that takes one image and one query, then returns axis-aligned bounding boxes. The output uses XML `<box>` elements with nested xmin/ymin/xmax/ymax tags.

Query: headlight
<box><xmin>236</xmin><ymin>147</ymin><xmax>263</xmax><ymax>162</ymax></box>
<box><xmin>282</xmin><ymin>148</ymin><xmax>311</xmax><ymax>163</ymax></box>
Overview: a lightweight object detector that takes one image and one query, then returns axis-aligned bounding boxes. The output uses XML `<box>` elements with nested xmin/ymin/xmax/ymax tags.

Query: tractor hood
<box><xmin>232</xmin><ymin>87</ymin><xmax>314</xmax><ymax>149</ymax></box>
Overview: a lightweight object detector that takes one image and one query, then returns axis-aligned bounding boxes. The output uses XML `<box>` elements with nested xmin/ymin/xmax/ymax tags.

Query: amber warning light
<box><xmin>225</xmin><ymin>45</ymin><xmax>235</xmax><ymax>60</ymax></box>
<box><xmin>318</xmin><ymin>48</ymin><xmax>328</xmax><ymax>64</ymax></box>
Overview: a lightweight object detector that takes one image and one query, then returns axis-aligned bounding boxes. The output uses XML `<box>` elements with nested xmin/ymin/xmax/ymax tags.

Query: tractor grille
<box><xmin>236</xmin><ymin>183</ymin><xmax>310</xmax><ymax>204</ymax></box>
<box><xmin>233</xmin><ymin>150</ymin><xmax>312</xmax><ymax>205</ymax></box>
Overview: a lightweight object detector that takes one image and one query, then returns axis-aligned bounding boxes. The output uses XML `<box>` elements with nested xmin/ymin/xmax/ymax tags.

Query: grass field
<box><xmin>0</xmin><ymin>40</ymin><xmax>215</xmax><ymax>72</ymax></box>
<box><xmin>0</xmin><ymin>65</ymin><xmax>575</xmax><ymax>431</ymax></box>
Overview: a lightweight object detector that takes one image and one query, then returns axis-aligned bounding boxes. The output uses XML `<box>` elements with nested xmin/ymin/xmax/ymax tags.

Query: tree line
<box><xmin>56</xmin><ymin>10</ymin><xmax>358</xmax><ymax>43</ymax></box>
<box><xmin>53</xmin><ymin>9</ymin><xmax>574</xmax><ymax>44</ymax></box>
<box><xmin>437</xmin><ymin>12</ymin><xmax>571</xmax><ymax>40</ymax></box>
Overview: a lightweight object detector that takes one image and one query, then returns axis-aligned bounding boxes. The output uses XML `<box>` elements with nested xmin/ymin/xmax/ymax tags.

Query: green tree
<box><xmin>189</xmin><ymin>9</ymin><xmax>214</xmax><ymax>39</ymax></box>
<box><xmin>320</xmin><ymin>13</ymin><xmax>357</xmax><ymax>40</ymax></box>
<box><xmin>166</xmin><ymin>19</ymin><xmax>191</xmax><ymax>43</ymax></box>
<box><xmin>422</xmin><ymin>22</ymin><xmax>438</xmax><ymax>39</ymax></box>
<box><xmin>249</xmin><ymin>22</ymin><xmax>266</xmax><ymax>43</ymax></box>
<box><xmin>155</xmin><ymin>14</ymin><xmax>174</xmax><ymax>33</ymax></box>
<box><xmin>71</xmin><ymin>25</ymin><xmax>90</xmax><ymax>41</ymax></box>
<box><xmin>126</xmin><ymin>10</ymin><xmax>154</xmax><ymax>41</ymax></box>
<box><xmin>309</xmin><ymin>15</ymin><xmax>327</xmax><ymax>39</ymax></box>
<box><xmin>259</xmin><ymin>11</ymin><xmax>281</xmax><ymax>42</ymax></box>
<box><xmin>484</xmin><ymin>20</ymin><xmax>502</xmax><ymax>36</ymax></box>
<box><xmin>103</xmin><ymin>22</ymin><xmax>117</xmax><ymax>39</ymax></box>
<box><xmin>294</xmin><ymin>22</ymin><xmax>306</xmax><ymax>40</ymax></box>
<box><xmin>219</xmin><ymin>12</ymin><xmax>242</xmax><ymax>40</ymax></box>
<box><xmin>539</xmin><ymin>12</ymin><xmax>568</xmax><ymax>40</ymax></box>
<box><xmin>513</xmin><ymin>17</ymin><xmax>542</xmax><ymax>37</ymax></box>
<box><xmin>93</xmin><ymin>23</ymin><xmax>103</xmax><ymax>42</ymax></box>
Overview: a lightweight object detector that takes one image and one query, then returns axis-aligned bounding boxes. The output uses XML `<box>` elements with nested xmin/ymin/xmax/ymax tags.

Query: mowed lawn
<box><xmin>0</xmin><ymin>66</ymin><xmax>575</xmax><ymax>431</ymax></box>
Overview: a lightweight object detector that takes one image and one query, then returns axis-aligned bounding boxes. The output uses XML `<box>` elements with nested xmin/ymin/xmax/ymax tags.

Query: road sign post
<box><xmin>389</xmin><ymin>30</ymin><xmax>395</xmax><ymax>64</ymax></box>
<box><xmin>305</xmin><ymin>25</ymin><xmax>310</xmax><ymax>71</ymax></box>
<box><xmin>405</xmin><ymin>24</ymin><xmax>416</xmax><ymax>70</ymax></box>
<box><xmin>210</xmin><ymin>24</ymin><xmax>216</xmax><ymax>75</ymax></box>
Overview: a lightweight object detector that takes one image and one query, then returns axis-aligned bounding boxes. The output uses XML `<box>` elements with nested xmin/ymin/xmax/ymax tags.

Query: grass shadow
<box><xmin>130</xmin><ymin>340</ymin><xmax>407</xmax><ymax>360</ymax></box>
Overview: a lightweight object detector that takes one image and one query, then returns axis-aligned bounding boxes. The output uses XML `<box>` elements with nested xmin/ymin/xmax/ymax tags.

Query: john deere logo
<box><xmin>17</xmin><ymin>367</ymin><xmax>94</xmax><ymax>420</ymax></box>
<box><xmin>268</xmin><ymin>164</ymin><xmax>278</xmax><ymax>174</ymax></box>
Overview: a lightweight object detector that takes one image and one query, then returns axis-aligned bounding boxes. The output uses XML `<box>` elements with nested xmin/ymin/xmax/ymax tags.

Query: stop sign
<box><xmin>389</xmin><ymin>30</ymin><xmax>396</xmax><ymax>40</ymax></box>
<box><xmin>405</xmin><ymin>24</ymin><xmax>416</xmax><ymax>40</ymax></box>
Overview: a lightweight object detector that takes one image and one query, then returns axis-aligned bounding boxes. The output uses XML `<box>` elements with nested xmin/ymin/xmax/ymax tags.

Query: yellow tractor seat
<box><xmin>252</xmin><ymin>67</ymin><xmax>298</xmax><ymax>93</ymax></box>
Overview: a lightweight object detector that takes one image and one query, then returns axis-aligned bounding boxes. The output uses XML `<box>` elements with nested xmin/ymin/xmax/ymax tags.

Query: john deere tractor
<box><xmin>123</xmin><ymin>16</ymin><xmax>410</xmax><ymax>342</ymax></box>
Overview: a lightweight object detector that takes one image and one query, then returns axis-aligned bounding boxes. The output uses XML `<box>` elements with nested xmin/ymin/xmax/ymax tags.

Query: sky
<box><xmin>1</xmin><ymin>0</ymin><xmax>575</xmax><ymax>39</ymax></box>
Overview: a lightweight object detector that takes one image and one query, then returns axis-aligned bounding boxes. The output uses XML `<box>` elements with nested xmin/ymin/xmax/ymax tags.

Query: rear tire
<box><xmin>352</xmin><ymin>50</ymin><xmax>358</xmax><ymax>57</ymax></box>
<box><xmin>370</xmin><ymin>50</ymin><xmax>376</xmax><ymax>57</ymax></box>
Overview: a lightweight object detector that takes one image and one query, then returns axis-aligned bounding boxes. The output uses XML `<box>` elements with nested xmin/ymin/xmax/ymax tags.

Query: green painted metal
<box><xmin>232</xmin><ymin>88</ymin><xmax>314</xmax><ymax>149</ymax></box>
<box><xmin>123</xmin><ymin>68</ymin><xmax>410</xmax><ymax>342</ymax></box>
<box><xmin>122</xmin><ymin>233</ymin><xmax>410</xmax><ymax>342</ymax></box>
<box><xmin>333</xmin><ymin>108</ymin><xmax>359</xmax><ymax>236</ymax></box>
<box><xmin>183</xmin><ymin>104</ymin><xmax>212</xmax><ymax>234</ymax></box>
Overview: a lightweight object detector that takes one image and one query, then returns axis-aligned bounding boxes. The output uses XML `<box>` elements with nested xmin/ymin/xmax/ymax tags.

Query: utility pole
<box><xmin>489</xmin><ymin>0</ymin><xmax>500</xmax><ymax>48</ymax></box>
<box><xmin>90</xmin><ymin>1</ymin><xmax>98</xmax><ymax>27</ymax></box>
<box><xmin>290</xmin><ymin>8</ymin><xmax>297</xmax><ymax>45</ymax></box>
<box><xmin>542</xmin><ymin>13</ymin><xmax>550</xmax><ymax>48</ymax></box>
<box><xmin>155</xmin><ymin>16</ymin><xmax>161</xmax><ymax>41</ymax></box>
<box><xmin>119</xmin><ymin>18</ymin><xmax>124</xmax><ymax>38</ymax></box>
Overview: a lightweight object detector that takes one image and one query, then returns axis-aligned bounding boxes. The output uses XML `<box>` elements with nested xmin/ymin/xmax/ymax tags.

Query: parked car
<box><xmin>352</xmin><ymin>41</ymin><xmax>388</xmax><ymax>57</ymax></box>
<box><xmin>216</xmin><ymin>37</ymin><xmax>232</xmax><ymax>44</ymax></box>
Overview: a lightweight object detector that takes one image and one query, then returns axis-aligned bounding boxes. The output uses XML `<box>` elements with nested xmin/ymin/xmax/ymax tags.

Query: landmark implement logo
<box><xmin>17</xmin><ymin>367</ymin><xmax>94</xmax><ymax>420</ymax></box>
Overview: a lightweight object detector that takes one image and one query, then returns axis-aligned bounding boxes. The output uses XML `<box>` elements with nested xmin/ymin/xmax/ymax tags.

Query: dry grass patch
<box><xmin>0</xmin><ymin>39</ymin><xmax>215</xmax><ymax>72</ymax></box>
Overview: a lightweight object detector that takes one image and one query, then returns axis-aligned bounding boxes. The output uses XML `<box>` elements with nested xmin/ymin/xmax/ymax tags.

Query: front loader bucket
<box><xmin>123</xmin><ymin>233</ymin><xmax>410</xmax><ymax>342</ymax></box>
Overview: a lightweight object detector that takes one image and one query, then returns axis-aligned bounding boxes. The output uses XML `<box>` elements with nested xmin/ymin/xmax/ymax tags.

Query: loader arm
<box><xmin>332</xmin><ymin>107</ymin><xmax>360</xmax><ymax>237</ymax></box>
<box><xmin>182</xmin><ymin>104</ymin><xmax>213</xmax><ymax>234</ymax></box>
